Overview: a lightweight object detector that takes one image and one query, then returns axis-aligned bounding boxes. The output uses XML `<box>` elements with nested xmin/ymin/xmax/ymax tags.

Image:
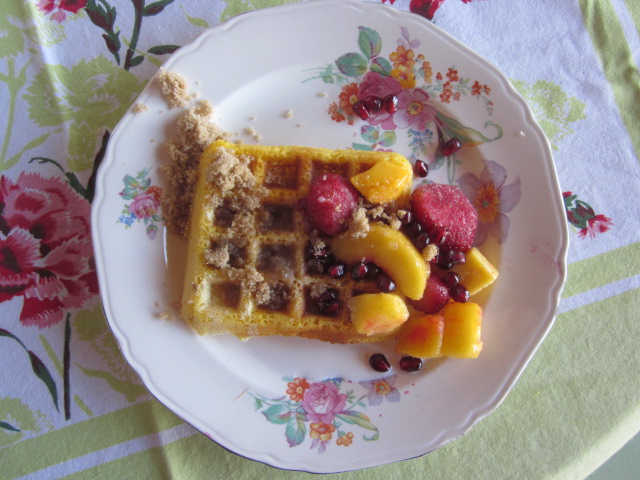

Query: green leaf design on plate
<box><xmin>370</xmin><ymin>57</ymin><xmax>392</xmax><ymax>76</ymax></box>
<box><xmin>335</xmin><ymin>52</ymin><xmax>368</xmax><ymax>77</ymax></box>
<box><xmin>336</xmin><ymin>411</ymin><xmax>379</xmax><ymax>441</ymax></box>
<box><xmin>262</xmin><ymin>404</ymin><xmax>294</xmax><ymax>425</ymax></box>
<box><xmin>361</xmin><ymin>125</ymin><xmax>379</xmax><ymax>144</ymax></box>
<box><xmin>23</xmin><ymin>56</ymin><xmax>145</xmax><ymax>171</ymax></box>
<box><xmin>285</xmin><ymin>412</ymin><xmax>306</xmax><ymax>447</ymax></box>
<box><xmin>378</xmin><ymin>130</ymin><xmax>397</xmax><ymax>147</ymax></box>
<box><xmin>358</xmin><ymin>26</ymin><xmax>382</xmax><ymax>60</ymax></box>
<box><xmin>436</xmin><ymin>112</ymin><xmax>503</xmax><ymax>146</ymax></box>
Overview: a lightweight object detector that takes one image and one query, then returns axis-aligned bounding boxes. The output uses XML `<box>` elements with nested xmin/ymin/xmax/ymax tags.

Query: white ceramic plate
<box><xmin>92</xmin><ymin>0</ymin><xmax>568</xmax><ymax>473</ymax></box>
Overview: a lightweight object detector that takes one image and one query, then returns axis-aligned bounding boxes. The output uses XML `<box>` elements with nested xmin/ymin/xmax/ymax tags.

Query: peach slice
<box><xmin>395</xmin><ymin>314</ymin><xmax>445</xmax><ymax>358</ymax></box>
<box><xmin>350</xmin><ymin>156</ymin><xmax>412</xmax><ymax>205</ymax></box>
<box><xmin>348</xmin><ymin>293</ymin><xmax>409</xmax><ymax>336</ymax></box>
<box><xmin>451</xmin><ymin>247</ymin><xmax>499</xmax><ymax>296</ymax></box>
<box><xmin>331</xmin><ymin>223</ymin><xmax>428</xmax><ymax>300</ymax></box>
<box><xmin>440</xmin><ymin>302</ymin><xmax>483</xmax><ymax>358</ymax></box>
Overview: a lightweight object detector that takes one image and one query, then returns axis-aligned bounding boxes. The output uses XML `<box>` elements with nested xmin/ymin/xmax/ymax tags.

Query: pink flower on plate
<box><xmin>0</xmin><ymin>172</ymin><xmax>97</xmax><ymax>327</ymax></box>
<box><xmin>360</xmin><ymin>376</ymin><xmax>400</xmax><ymax>406</ymax></box>
<box><xmin>358</xmin><ymin>72</ymin><xmax>403</xmax><ymax>130</ymax></box>
<box><xmin>300</xmin><ymin>381</ymin><xmax>347</xmax><ymax>424</ymax></box>
<box><xmin>457</xmin><ymin>159</ymin><xmax>521</xmax><ymax>246</ymax></box>
<box><xmin>128</xmin><ymin>191</ymin><xmax>160</xmax><ymax>219</ymax></box>
<box><xmin>394</xmin><ymin>88</ymin><xmax>437</xmax><ymax>131</ymax></box>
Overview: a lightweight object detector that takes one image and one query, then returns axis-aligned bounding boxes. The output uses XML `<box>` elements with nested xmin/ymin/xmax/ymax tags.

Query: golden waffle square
<box><xmin>180</xmin><ymin>140</ymin><xmax>410</xmax><ymax>344</ymax></box>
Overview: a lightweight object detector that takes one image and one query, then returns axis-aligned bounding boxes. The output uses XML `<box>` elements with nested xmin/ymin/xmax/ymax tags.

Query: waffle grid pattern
<box><xmin>182</xmin><ymin>142</ymin><xmax>399</xmax><ymax>343</ymax></box>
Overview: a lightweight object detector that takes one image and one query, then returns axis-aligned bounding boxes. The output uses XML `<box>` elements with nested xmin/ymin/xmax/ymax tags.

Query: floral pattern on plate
<box><xmin>117</xmin><ymin>168</ymin><xmax>162</xmax><ymax>240</ymax></box>
<box><xmin>305</xmin><ymin>26</ymin><xmax>503</xmax><ymax>184</ymax></box>
<box><xmin>251</xmin><ymin>375</ymin><xmax>403</xmax><ymax>453</ymax></box>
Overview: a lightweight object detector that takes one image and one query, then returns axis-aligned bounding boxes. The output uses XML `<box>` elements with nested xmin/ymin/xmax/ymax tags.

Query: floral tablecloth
<box><xmin>1</xmin><ymin>0</ymin><xmax>639</xmax><ymax>478</ymax></box>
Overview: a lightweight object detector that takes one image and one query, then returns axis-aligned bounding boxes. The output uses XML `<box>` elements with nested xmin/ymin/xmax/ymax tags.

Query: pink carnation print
<box><xmin>0</xmin><ymin>172</ymin><xmax>97</xmax><ymax>327</ymax></box>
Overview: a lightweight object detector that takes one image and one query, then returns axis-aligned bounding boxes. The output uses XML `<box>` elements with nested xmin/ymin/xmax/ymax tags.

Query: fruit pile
<box><xmin>298</xmin><ymin>136</ymin><xmax>498</xmax><ymax>373</ymax></box>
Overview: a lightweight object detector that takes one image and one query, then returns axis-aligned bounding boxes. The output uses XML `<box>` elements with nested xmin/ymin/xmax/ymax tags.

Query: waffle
<box><xmin>180</xmin><ymin>140</ymin><xmax>412</xmax><ymax>344</ymax></box>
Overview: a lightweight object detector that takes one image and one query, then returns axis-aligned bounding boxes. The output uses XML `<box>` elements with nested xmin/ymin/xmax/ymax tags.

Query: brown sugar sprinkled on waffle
<box><xmin>180</xmin><ymin>141</ymin><xmax>408</xmax><ymax>344</ymax></box>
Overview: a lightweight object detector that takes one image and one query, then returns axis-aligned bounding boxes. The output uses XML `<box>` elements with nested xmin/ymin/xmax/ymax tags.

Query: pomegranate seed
<box><xmin>450</xmin><ymin>284</ymin><xmax>470</xmax><ymax>303</ymax></box>
<box><xmin>316</xmin><ymin>289</ymin><xmax>337</xmax><ymax>304</ymax></box>
<box><xmin>328</xmin><ymin>262</ymin><xmax>346</xmax><ymax>278</ymax></box>
<box><xmin>365</xmin><ymin>262</ymin><xmax>379</xmax><ymax>278</ymax></box>
<box><xmin>429</xmin><ymin>227</ymin><xmax>449</xmax><ymax>246</ymax></box>
<box><xmin>366</xmin><ymin>96</ymin><xmax>383</xmax><ymax>113</ymax></box>
<box><xmin>415</xmin><ymin>232</ymin><xmax>431</xmax><ymax>250</ymax></box>
<box><xmin>383</xmin><ymin>94</ymin><xmax>398</xmax><ymax>113</ymax></box>
<box><xmin>375</xmin><ymin>272</ymin><xmax>396</xmax><ymax>292</ymax></box>
<box><xmin>320</xmin><ymin>300</ymin><xmax>340</xmax><ymax>314</ymax></box>
<box><xmin>436</xmin><ymin>251</ymin><xmax>454</xmax><ymax>270</ymax></box>
<box><xmin>413</xmin><ymin>160</ymin><xmax>429</xmax><ymax>177</ymax></box>
<box><xmin>351</xmin><ymin>262</ymin><xmax>369</xmax><ymax>280</ymax></box>
<box><xmin>406</xmin><ymin>221</ymin><xmax>422</xmax><ymax>237</ymax></box>
<box><xmin>399</xmin><ymin>356</ymin><xmax>423</xmax><ymax>372</ymax></box>
<box><xmin>352</xmin><ymin>100</ymin><xmax>370</xmax><ymax>120</ymax></box>
<box><xmin>441</xmin><ymin>137</ymin><xmax>462</xmax><ymax>156</ymax></box>
<box><xmin>449</xmin><ymin>250</ymin><xmax>466</xmax><ymax>266</ymax></box>
<box><xmin>369</xmin><ymin>353</ymin><xmax>391</xmax><ymax>372</ymax></box>
<box><xmin>442</xmin><ymin>271</ymin><xmax>460</xmax><ymax>288</ymax></box>
<box><xmin>398</xmin><ymin>210</ymin><xmax>413</xmax><ymax>225</ymax></box>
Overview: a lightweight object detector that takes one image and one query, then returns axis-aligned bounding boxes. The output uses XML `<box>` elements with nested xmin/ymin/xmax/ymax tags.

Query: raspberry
<box><xmin>303</xmin><ymin>173</ymin><xmax>360</xmax><ymax>236</ymax></box>
<box><xmin>409</xmin><ymin>274</ymin><xmax>450</xmax><ymax>314</ymax></box>
<box><xmin>410</xmin><ymin>183</ymin><xmax>478</xmax><ymax>251</ymax></box>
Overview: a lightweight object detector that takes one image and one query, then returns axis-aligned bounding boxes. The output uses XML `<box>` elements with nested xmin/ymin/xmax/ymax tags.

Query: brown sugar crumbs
<box><xmin>157</xmin><ymin>69</ymin><xmax>189</xmax><ymax>109</ymax></box>
<box><xmin>161</xmin><ymin>90</ymin><xmax>230</xmax><ymax>236</ymax></box>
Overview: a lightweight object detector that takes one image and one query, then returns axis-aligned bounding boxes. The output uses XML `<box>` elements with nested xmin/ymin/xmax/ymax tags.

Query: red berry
<box><xmin>449</xmin><ymin>250</ymin><xmax>466</xmax><ymax>266</ymax></box>
<box><xmin>429</xmin><ymin>227</ymin><xmax>449</xmax><ymax>246</ymax></box>
<box><xmin>398</xmin><ymin>210</ymin><xmax>413</xmax><ymax>225</ymax></box>
<box><xmin>375</xmin><ymin>272</ymin><xmax>396</xmax><ymax>293</ymax></box>
<box><xmin>441</xmin><ymin>137</ymin><xmax>462</xmax><ymax>156</ymax></box>
<box><xmin>351</xmin><ymin>262</ymin><xmax>369</xmax><ymax>280</ymax></box>
<box><xmin>450</xmin><ymin>284</ymin><xmax>470</xmax><ymax>303</ymax></box>
<box><xmin>442</xmin><ymin>271</ymin><xmax>460</xmax><ymax>288</ymax></box>
<box><xmin>369</xmin><ymin>353</ymin><xmax>391</xmax><ymax>372</ymax></box>
<box><xmin>405</xmin><ymin>221</ymin><xmax>422</xmax><ymax>237</ymax></box>
<box><xmin>413</xmin><ymin>160</ymin><xmax>429</xmax><ymax>178</ymax></box>
<box><xmin>383</xmin><ymin>94</ymin><xmax>399</xmax><ymax>113</ymax></box>
<box><xmin>399</xmin><ymin>356</ymin><xmax>423</xmax><ymax>372</ymax></box>
<box><xmin>365</xmin><ymin>96</ymin><xmax>383</xmax><ymax>113</ymax></box>
<box><xmin>414</xmin><ymin>232</ymin><xmax>431</xmax><ymax>250</ymax></box>
<box><xmin>352</xmin><ymin>100</ymin><xmax>370</xmax><ymax>120</ymax></box>
<box><xmin>365</xmin><ymin>262</ymin><xmax>379</xmax><ymax>278</ymax></box>
<box><xmin>328</xmin><ymin>262</ymin><xmax>346</xmax><ymax>278</ymax></box>
<box><xmin>411</xmin><ymin>183</ymin><xmax>478</xmax><ymax>251</ymax></box>
<box><xmin>320</xmin><ymin>301</ymin><xmax>340</xmax><ymax>314</ymax></box>
<box><xmin>409</xmin><ymin>274</ymin><xmax>450</xmax><ymax>314</ymax></box>
<box><xmin>304</xmin><ymin>173</ymin><xmax>360</xmax><ymax>236</ymax></box>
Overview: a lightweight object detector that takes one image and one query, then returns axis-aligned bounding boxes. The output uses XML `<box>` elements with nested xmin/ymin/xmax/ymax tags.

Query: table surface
<box><xmin>2</xmin><ymin>0</ymin><xmax>639</xmax><ymax>478</ymax></box>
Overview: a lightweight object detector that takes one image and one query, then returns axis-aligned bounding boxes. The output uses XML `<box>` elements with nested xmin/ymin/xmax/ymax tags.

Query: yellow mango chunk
<box><xmin>348</xmin><ymin>293</ymin><xmax>409</xmax><ymax>337</ymax></box>
<box><xmin>451</xmin><ymin>247</ymin><xmax>499</xmax><ymax>296</ymax></box>
<box><xmin>440</xmin><ymin>302</ymin><xmax>483</xmax><ymax>358</ymax></box>
<box><xmin>331</xmin><ymin>223</ymin><xmax>429</xmax><ymax>300</ymax></box>
<box><xmin>395</xmin><ymin>314</ymin><xmax>444</xmax><ymax>358</ymax></box>
<box><xmin>350</xmin><ymin>158</ymin><xmax>412</xmax><ymax>204</ymax></box>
